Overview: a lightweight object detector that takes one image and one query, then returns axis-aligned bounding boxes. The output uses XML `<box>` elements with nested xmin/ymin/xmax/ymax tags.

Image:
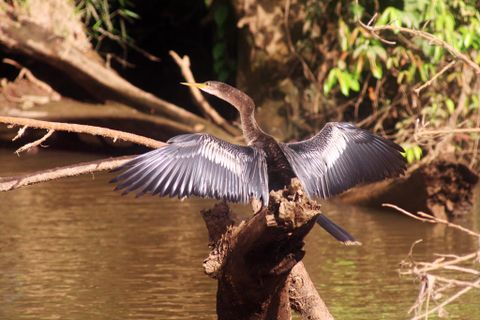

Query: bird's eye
<box><xmin>205</xmin><ymin>81</ymin><xmax>210</xmax><ymax>86</ymax></box>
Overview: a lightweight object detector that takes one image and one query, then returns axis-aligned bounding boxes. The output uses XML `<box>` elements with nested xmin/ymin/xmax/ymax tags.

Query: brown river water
<box><xmin>0</xmin><ymin>149</ymin><xmax>479</xmax><ymax>319</ymax></box>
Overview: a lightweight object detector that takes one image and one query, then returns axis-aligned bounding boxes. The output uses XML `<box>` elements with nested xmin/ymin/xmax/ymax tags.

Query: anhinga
<box><xmin>112</xmin><ymin>81</ymin><xmax>406</xmax><ymax>244</ymax></box>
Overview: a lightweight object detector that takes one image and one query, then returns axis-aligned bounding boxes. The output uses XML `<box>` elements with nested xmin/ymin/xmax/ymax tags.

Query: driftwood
<box><xmin>0</xmin><ymin>3</ymin><xmax>232</xmax><ymax>141</ymax></box>
<box><xmin>201</xmin><ymin>180</ymin><xmax>334</xmax><ymax>320</ymax></box>
<box><xmin>337</xmin><ymin>161</ymin><xmax>478</xmax><ymax>219</ymax></box>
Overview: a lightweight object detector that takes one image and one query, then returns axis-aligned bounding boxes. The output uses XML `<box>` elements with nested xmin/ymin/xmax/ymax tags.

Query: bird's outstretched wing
<box><xmin>280</xmin><ymin>122</ymin><xmax>406</xmax><ymax>199</ymax></box>
<box><xmin>111</xmin><ymin>133</ymin><xmax>269</xmax><ymax>204</ymax></box>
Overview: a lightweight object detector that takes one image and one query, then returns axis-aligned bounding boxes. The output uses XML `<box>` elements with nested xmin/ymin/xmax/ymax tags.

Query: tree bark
<box><xmin>201</xmin><ymin>179</ymin><xmax>334</xmax><ymax>320</ymax></box>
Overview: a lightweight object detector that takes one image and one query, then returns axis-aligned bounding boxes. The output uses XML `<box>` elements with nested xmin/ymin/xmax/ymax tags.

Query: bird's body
<box><xmin>112</xmin><ymin>81</ymin><xmax>406</xmax><ymax>244</ymax></box>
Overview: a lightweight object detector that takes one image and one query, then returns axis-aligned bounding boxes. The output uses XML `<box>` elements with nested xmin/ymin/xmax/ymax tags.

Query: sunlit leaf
<box><xmin>337</xmin><ymin>70</ymin><xmax>350</xmax><ymax>96</ymax></box>
<box><xmin>413</xmin><ymin>145</ymin><xmax>423</xmax><ymax>161</ymax></box>
<box><xmin>406</xmin><ymin>148</ymin><xmax>414</xmax><ymax>164</ymax></box>
<box><xmin>348</xmin><ymin>75</ymin><xmax>360</xmax><ymax>92</ymax></box>
<box><xmin>446</xmin><ymin>99</ymin><xmax>455</xmax><ymax>114</ymax></box>
<box><xmin>323</xmin><ymin>69</ymin><xmax>338</xmax><ymax>95</ymax></box>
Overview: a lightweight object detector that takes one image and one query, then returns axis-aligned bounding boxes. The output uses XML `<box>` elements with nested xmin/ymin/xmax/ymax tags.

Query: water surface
<box><xmin>0</xmin><ymin>149</ymin><xmax>479</xmax><ymax>319</ymax></box>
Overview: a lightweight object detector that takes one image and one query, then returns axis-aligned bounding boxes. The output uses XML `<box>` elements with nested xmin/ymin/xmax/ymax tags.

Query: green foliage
<box><xmin>401</xmin><ymin>144</ymin><xmax>423</xmax><ymax>164</ymax></box>
<box><xmin>75</xmin><ymin>0</ymin><xmax>139</xmax><ymax>47</ymax></box>
<box><xmin>293</xmin><ymin>0</ymin><xmax>480</xmax><ymax>169</ymax></box>
<box><xmin>209</xmin><ymin>1</ymin><xmax>236</xmax><ymax>82</ymax></box>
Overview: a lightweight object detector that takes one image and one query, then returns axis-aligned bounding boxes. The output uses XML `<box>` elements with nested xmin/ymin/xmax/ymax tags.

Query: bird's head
<box><xmin>181</xmin><ymin>81</ymin><xmax>224</xmax><ymax>96</ymax></box>
<box><xmin>181</xmin><ymin>81</ymin><xmax>255</xmax><ymax>113</ymax></box>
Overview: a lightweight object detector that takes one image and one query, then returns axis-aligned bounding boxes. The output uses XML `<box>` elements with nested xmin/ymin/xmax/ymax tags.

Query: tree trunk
<box><xmin>201</xmin><ymin>179</ymin><xmax>334</xmax><ymax>320</ymax></box>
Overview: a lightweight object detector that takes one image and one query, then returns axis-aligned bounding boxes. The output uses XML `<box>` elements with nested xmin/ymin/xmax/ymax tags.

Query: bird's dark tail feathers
<box><xmin>316</xmin><ymin>214</ymin><xmax>361</xmax><ymax>246</ymax></box>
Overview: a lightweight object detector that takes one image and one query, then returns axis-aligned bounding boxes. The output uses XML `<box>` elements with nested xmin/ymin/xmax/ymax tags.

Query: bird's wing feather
<box><xmin>111</xmin><ymin>133</ymin><xmax>269</xmax><ymax>204</ymax></box>
<box><xmin>280</xmin><ymin>122</ymin><xmax>406</xmax><ymax>199</ymax></box>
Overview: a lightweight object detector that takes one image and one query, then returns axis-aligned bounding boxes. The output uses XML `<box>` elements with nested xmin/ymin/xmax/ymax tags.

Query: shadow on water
<box><xmin>0</xmin><ymin>149</ymin><xmax>479</xmax><ymax>319</ymax></box>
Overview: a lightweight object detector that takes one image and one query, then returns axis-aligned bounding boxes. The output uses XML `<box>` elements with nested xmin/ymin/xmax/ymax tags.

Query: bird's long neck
<box><xmin>226</xmin><ymin>87</ymin><xmax>263</xmax><ymax>144</ymax></box>
<box><xmin>240</xmin><ymin>109</ymin><xmax>262</xmax><ymax>143</ymax></box>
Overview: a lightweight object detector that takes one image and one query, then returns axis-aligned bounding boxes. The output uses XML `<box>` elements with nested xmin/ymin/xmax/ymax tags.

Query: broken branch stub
<box><xmin>202</xmin><ymin>179</ymin><xmax>324</xmax><ymax>320</ymax></box>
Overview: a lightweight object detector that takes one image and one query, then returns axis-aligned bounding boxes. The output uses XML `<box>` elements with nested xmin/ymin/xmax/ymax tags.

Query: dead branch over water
<box><xmin>0</xmin><ymin>116</ymin><xmax>165</xmax><ymax>149</ymax></box>
<box><xmin>384</xmin><ymin>204</ymin><xmax>480</xmax><ymax>320</ymax></box>
<box><xmin>0</xmin><ymin>117</ymin><xmax>163</xmax><ymax>191</ymax></box>
<box><xmin>0</xmin><ymin>156</ymin><xmax>133</xmax><ymax>191</ymax></box>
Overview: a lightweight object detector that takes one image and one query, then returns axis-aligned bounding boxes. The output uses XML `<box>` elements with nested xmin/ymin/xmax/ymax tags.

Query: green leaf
<box><xmin>338</xmin><ymin>19</ymin><xmax>349</xmax><ymax>51</ymax></box>
<box><xmin>372</xmin><ymin>46</ymin><xmax>387</xmax><ymax>61</ymax></box>
<box><xmin>337</xmin><ymin>70</ymin><xmax>350</xmax><ymax>96</ymax></box>
<box><xmin>413</xmin><ymin>145</ymin><xmax>423</xmax><ymax>161</ymax></box>
<box><xmin>406</xmin><ymin>148</ymin><xmax>415</xmax><ymax>164</ymax></box>
<box><xmin>446</xmin><ymin>99</ymin><xmax>455</xmax><ymax>114</ymax></box>
<box><xmin>464</xmin><ymin>32</ymin><xmax>473</xmax><ymax>48</ymax></box>
<box><xmin>347</xmin><ymin>75</ymin><xmax>360</xmax><ymax>92</ymax></box>
<box><xmin>121</xmin><ymin>9</ymin><xmax>139</xmax><ymax>19</ymax></box>
<box><xmin>371</xmin><ymin>63</ymin><xmax>383</xmax><ymax>79</ymax></box>
<box><xmin>323</xmin><ymin>69</ymin><xmax>338</xmax><ymax>95</ymax></box>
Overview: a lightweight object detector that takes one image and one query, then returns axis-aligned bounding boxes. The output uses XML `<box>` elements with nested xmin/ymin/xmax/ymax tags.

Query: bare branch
<box><xmin>385</xmin><ymin>203</ymin><xmax>480</xmax><ymax>319</ymax></box>
<box><xmin>0</xmin><ymin>116</ymin><xmax>165</xmax><ymax>149</ymax></box>
<box><xmin>16</xmin><ymin>129</ymin><xmax>54</xmax><ymax>154</ymax></box>
<box><xmin>12</xmin><ymin>125</ymin><xmax>28</xmax><ymax>141</ymax></box>
<box><xmin>414</xmin><ymin>61</ymin><xmax>457</xmax><ymax>95</ymax></box>
<box><xmin>410</xmin><ymin>279</ymin><xmax>480</xmax><ymax>320</ymax></box>
<box><xmin>169</xmin><ymin>50</ymin><xmax>241</xmax><ymax>137</ymax></box>
<box><xmin>359</xmin><ymin>21</ymin><xmax>480</xmax><ymax>74</ymax></box>
<box><xmin>0</xmin><ymin>156</ymin><xmax>134</xmax><ymax>192</ymax></box>
<box><xmin>417</xmin><ymin>127</ymin><xmax>480</xmax><ymax>136</ymax></box>
<box><xmin>383</xmin><ymin>203</ymin><xmax>480</xmax><ymax>238</ymax></box>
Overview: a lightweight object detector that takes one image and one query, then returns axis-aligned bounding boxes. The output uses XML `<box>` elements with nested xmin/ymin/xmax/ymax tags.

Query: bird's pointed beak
<box><xmin>180</xmin><ymin>82</ymin><xmax>207</xmax><ymax>90</ymax></box>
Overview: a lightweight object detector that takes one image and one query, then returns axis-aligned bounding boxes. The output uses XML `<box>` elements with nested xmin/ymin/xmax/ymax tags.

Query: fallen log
<box><xmin>201</xmin><ymin>180</ymin><xmax>334</xmax><ymax>320</ymax></box>
<box><xmin>337</xmin><ymin>161</ymin><xmax>478</xmax><ymax>219</ymax></box>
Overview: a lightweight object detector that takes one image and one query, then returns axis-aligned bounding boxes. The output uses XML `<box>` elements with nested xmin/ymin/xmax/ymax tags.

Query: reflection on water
<box><xmin>0</xmin><ymin>149</ymin><xmax>479</xmax><ymax>320</ymax></box>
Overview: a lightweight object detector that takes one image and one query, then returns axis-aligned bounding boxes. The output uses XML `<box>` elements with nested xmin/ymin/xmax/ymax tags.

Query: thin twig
<box><xmin>0</xmin><ymin>116</ymin><xmax>165</xmax><ymax>149</ymax></box>
<box><xmin>414</xmin><ymin>61</ymin><xmax>457</xmax><ymax>95</ymax></box>
<box><xmin>169</xmin><ymin>50</ymin><xmax>240</xmax><ymax>136</ymax></box>
<box><xmin>3</xmin><ymin>58</ymin><xmax>61</xmax><ymax>100</ymax></box>
<box><xmin>12</xmin><ymin>125</ymin><xmax>28</xmax><ymax>141</ymax></box>
<box><xmin>417</xmin><ymin>127</ymin><xmax>480</xmax><ymax>136</ymax></box>
<box><xmin>361</xmin><ymin>13</ymin><xmax>396</xmax><ymax>45</ymax></box>
<box><xmin>16</xmin><ymin>129</ymin><xmax>54</xmax><ymax>154</ymax></box>
<box><xmin>410</xmin><ymin>279</ymin><xmax>480</xmax><ymax>320</ymax></box>
<box><xmin>434</xmin><ymin>276</ymin><xmax>480</xmax><ymax>289</ymax></box>
<box><xmin>419</xmin><ymin>253</ymin><xmax>478</xmax><ymax>273</ymax></box>
<box><xmin>416</xmin><ymin>211</ymin><xmax>480</xmax><ymax>238</ymax></box>
<box><xmin>383</xmin><ymin>204</ymin><xmax>480</xmax><ymax>238</ymax></box>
